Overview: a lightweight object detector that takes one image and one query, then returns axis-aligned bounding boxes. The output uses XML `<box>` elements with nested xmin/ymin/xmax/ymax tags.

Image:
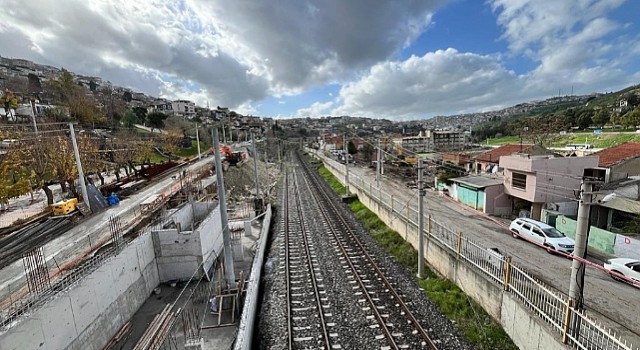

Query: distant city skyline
<box><xmin>0</xmin><ymin>0</ymin><xmax>639</xmax><ymax>120</ymax></box>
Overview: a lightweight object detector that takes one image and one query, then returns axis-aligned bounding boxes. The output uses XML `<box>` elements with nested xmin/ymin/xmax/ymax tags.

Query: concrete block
<box><xmin>0</xmin><ymin>316</ymin><xmax>46</xmax><ymax>350</ymax></box>
<box><xmin>68</xmin><ymin>277</ymin><xmax>101</xmax><ymax>336</ymax></box>
<box><xmin>136</xmin><ymin>233</ymin><xmax>156</xmax><ymax>269</ymax></box>
<box><xmin>39</xmin><ymin>294</ymin><xmax>77</xmax><ymax>350</ymax></box>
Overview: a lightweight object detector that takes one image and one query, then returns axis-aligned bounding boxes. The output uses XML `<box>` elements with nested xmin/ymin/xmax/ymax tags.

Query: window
<box><xmin>533</xmin><ymin>228</ymin><xmax>544</xmax><ymax>237</ymax></box>
<box><xmin>542</xmin><ymin>227</ymin><xmax>565</xmax><ymax>238</ymax></box>
<box><xmin>512</xmin><ymin>172</ymin><xmax>527</xmax><ymax>190</ymax></box>
<box><xmin>522</xmin><ymin>224</ymin><xmax>531</xmax><ymax>231</ymax></box>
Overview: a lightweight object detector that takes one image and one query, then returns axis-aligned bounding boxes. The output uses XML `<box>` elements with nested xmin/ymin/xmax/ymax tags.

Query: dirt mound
<box><xmin>220</xmin><ymin>157</ymin><xmax>279</xmax><ymax>201</ymax></box>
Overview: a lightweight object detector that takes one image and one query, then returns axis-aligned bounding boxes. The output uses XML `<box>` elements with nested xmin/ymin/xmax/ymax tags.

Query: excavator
<box><xmin>219</xmin><ymin>145</ymin><xmax>246</xmax><ymax>168</ymax></box>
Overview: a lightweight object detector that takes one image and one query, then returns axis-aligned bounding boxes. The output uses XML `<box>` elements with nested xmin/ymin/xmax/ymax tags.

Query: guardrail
<box><xmin>316</xmin><ymin>151</ymin><xmax>636</xmax><ymax>350</ymax></box>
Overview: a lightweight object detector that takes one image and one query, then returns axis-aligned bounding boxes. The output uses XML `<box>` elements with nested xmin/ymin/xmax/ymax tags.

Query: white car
<box><xmin>509</xmin><ymin>218</ymin><xmax>575</xmax><ymax>254</ymax></box>
<box><xmin>603</xmin><ymin>258</ymin><xmax>640</xmax><ymax>286</ymax></box>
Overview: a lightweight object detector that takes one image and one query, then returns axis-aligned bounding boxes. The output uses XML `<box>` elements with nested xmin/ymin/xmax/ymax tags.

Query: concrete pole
<box><xmin>212</xmin><ymin>128</ymin><xmax>235</xmax><ymax>288</ymax></box>
<box><xmin>252</xmin><ymin>133</ymin><xmax>261</xmax><ymax>200</ymax></box>
<box><xmin>69</xmin><ymin>123</ymin><xmax>91</xmax><ymax>212</ymax></box>
<box><xmin>278</xmin><ymin>139</ymin><xmax>282</xmax><ymax>170</ymax></box>
<box><xmin>195</xmin><ymin>123</ymin><xmax>201</xmax><ymax>159</ymax></box>
<box><xmin>417</xmin><ymin>158</ymin><xmax>425</xmax><ymax>279</ymax></box>
<box><xmin>344</xmin><ymin>134</ymin><xmax>349</xmax><ymax>195</ymax></box>
<box><xmin>380</xmin><ymin>140</ymin><xmax>384</xmax><ymax>175</ymax></box>
<box><xmin>376</xmin><ymin>138</ymin><xmax>381</xmax><ymax>187</ymax></box>
<box><xmin>569</xmin><ymin>180</ymin><xmax>593</xmax><ymax>309</ymax></box>
<box><xmin>30</xmin><ymin>99</ymin><xmax>38</xmax><ymax>135</ymax></box>
<box><xmin>222</xmin><ymin>123</ymin><xmax>227</xmax><ymax>144</ymax></box>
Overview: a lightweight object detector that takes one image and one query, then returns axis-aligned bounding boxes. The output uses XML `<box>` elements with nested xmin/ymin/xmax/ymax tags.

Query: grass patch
<box><xmin>175</xmin><ymin>140</ymin><xmax>208</xmax><ymax>158</ymax></box>
<box><xmin>484</xmin><ymin>131</ymin><xmax>640</xmax><ymax>148</ymax></box>
<box><xmin>316</xmin><ymin>164</ymin><xmax>517</xmax><ymax>350</ymax></box>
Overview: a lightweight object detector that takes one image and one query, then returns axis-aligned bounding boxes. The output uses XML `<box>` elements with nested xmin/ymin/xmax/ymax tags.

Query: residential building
<box><xmin>171</xmin><ymin>100</ymin><xmax>196</xmax><ymax>119</ymax></box>
<box><xmin>425</xmin><ymin>129</ymin><xmax>465</xmax><ymax>151</ymax></box>
<box><xmin>591</xmin><ymin>176</ymin><xmax>640</xmax><ymax>232</ymax></box>
<box><xmin>401</xmin><ymin>134</ymin><xmax>429</xmax><ymax>153</ymax></box>
<box><xmin>592</xmin><ymin>142</ymin><xmax>640</xmax><ymax>183</ymax></box>
<box><xmin>473</xmin><ymin>144</ymin><xmax>553</xmax><ymax>173</ymax></box>
<box><xmin>449</xmin><ymin>175</ymin><xmax>510</xmax><ymax>216</ymax></box>
<box><xmin>499</xmin><ymin>154</ymin><xmax>599</xmax><ymax>220</ymax></box>
<box><xmin>147</xmin><ymin>100</ymin><xmax>173</xmax><ymax>114</ymax></box>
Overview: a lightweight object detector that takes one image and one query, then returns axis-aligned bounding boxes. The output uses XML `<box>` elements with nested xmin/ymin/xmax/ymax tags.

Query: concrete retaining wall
<box><xmin>0</xmin><ymin>233</ymin><xmax>159</xmax><ymax>350</ymax></box>
<box><xmin>315</xmin><ymin>152</ymin><xmax>569</xmax><ymax>350</ymax></box>
<box><xmin>153</xmin><ymin>204</ymin><xmax>223</xmax><ymax>282</ymax></box>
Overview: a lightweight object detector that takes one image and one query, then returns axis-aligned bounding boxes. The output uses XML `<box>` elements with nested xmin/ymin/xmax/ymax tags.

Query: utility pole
<box><xmin>195</xmin><ymin>123</ymin><xmax>201</xmax><ymax>159</ymax></box>
<box><xmin>569</xmin><ymin>180</ymin><xmax>593</xmax><ymax>309</ymax></box>
<box><xmin>278</xmin><ymin>139</ymin><xmax>282</xmax><ymax>171</ymax></box>
<box><xmin>344</xmin><ymin>134</ymin><xmax>349</xmax><ymax>195</ymax></box>
<box><xmin>30</xmin><ymin>99</ymin><xmax>38</xmax><ymax>135</ymax></box>
<box><xmin>69</xmin><ymin>123</ymin><xmax>91</xmax><ymax>213</ymax></box>
<box><xmin>380</xmin><ymin>139</ymin><xmax>384</xmax><ymax>176</ymax></box>
<box><xmin>417</xmin><ymin>158</ymin><xmax>425</xmax><ymax>278</ymax></box>
<box><xmin>212</xmin><ymin>128</ymin><xmax>235</xmax><ymax>288</ymax></box>
<box><xmin>376</xmin><ymin>138</ymin><xmax>381</xmax><ymax>187</ymax></box>
<box><xmin>252</xmin><ymin>133</ymin><xmax>262</xmax><ymax>213</ymax></box>
<box><xmin>222</xmin><ymin>123</ymin><xmax>226</xmax><ymax>144</ymax></box>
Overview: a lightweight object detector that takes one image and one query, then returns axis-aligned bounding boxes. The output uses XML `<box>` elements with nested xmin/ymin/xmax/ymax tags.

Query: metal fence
<box><xmin>317</xmin><ymin>152</ymin><xmax>636</xmax><ymax>350</ymax></box>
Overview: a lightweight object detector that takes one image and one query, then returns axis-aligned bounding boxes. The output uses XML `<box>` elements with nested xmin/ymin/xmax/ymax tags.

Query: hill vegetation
<box><xmin>472</xmin><ymin>84</ymin><xmax>640</xmax><ymax>146</ymax></box>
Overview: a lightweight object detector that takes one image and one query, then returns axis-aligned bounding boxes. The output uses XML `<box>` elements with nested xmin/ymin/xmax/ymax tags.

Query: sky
<box><xmin>1</xmin><ymin>0</ymin><xmax>640</xmax><ymax>120</ymax></box>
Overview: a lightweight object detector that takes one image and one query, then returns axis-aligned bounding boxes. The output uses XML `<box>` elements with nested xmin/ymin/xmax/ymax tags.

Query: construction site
<box><xmin>0</xmin><ymin>140</ymin><xmax>278</xmax><ymax>350</ymax></box>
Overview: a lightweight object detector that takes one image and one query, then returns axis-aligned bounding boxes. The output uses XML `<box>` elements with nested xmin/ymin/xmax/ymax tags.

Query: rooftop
<box><xmin>474</xmin><ymin>143</ymin><xmax>536</xmax><ymax>163</ymax></box>
<box><xmin>593</xmin><ymin>142</ymin><xmax>640</xmax><ymax>167</ymax></box>
<box><xmin>451</xmin><ymin>175</ymin><xmax>503</xmax><ymax>188</ymax></box>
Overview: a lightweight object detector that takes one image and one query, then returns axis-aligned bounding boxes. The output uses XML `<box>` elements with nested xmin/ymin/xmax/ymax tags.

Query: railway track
<box><xmin>296</xmin><ymin>152</ymin><xmax>439</xmax><ymax>350</ymax></box>
<box><xmin>282</xmin><ymin>171</ymin><xmax>337</xmax><ymax>349</ymax></box>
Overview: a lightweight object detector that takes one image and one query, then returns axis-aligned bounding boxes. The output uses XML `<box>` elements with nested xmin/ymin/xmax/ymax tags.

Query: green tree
<box><xmin>360</xmin><ymin>143</ymin><xmax>374</xmax><ymax>162</ymax></box>
<box><xmin>347</xmin><ymin>140</ymin><xmax>357</xmax><ymax>154</ymax></box>
<box><xmin>132</xmin><ymin>106</ymin><xmax>147</xmax><ymax>124</ymax></box>
<box><xmin>576</xmin><ymin>109</ymin><xmax>593</xmax><ymax>129</ymax></box>
<box><xmin>27</xmin><ymin>73</ymin><xmax>42</xmax><ymax>95</ymax></box>
<box><xmin>47</xmin><ymin>69</ymin><xmax>101</xmax><ymax>125</ymax></box>
<box><xmin>147</xmin><ymin>111</ymin><xmax>168</xmax><ymax>131</ymax></box>
<box><xmin>622</xmin><ymin>107</ymin><xmax>640</xmax><ymax>129</ymax></box>
<box><xmin>0</xmin><ymin>90</ymin><xmax>19</xmax><ymax>121</ymax></box>
<box><xmin>122</xmin><ymin>111</ymin><xmax>138</xmax><ymax>128</ymax></box>
<box><xmin>592</xmin><ymin>109</ymin><xmax>610</xmax><ymax>127</ymax></box>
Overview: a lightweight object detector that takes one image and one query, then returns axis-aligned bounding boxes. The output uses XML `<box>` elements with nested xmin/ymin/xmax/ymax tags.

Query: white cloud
<box><xmin>172</xmin><ymin>0</ymin><xmax>444</xmax><ymax>93</ymax></box>
<box><xmin>489</xmin><ymin>0</ymin><xmax>626</xmax><ymax>53</ymax></box>
<box><xmin>295</xmin><ymin>101</ymin><xmax>335</xmax><ymax>118</ymax></box>
<box><xmin>332</xmin><ymin>49</ymin><xmax>521</xmax><ymax>119</ymax></box>
<box><xmin>0</xmin><ymin>0</ymin><xmax>444</xmax><ymax>110</ymax></box>
<box><xmin>324</xmin><ymin>1</ymin><xmax>640</xmax><ymax>120</ymax></box>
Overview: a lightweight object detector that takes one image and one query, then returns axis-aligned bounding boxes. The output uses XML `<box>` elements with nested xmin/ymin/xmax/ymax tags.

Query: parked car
<box><xmin>603</xmin><ymin>258</ymin><xmax>640</xmax><ymax>286</ymax></box>
<box><xmin>509</xmin><ymin>218</ymin><xmax>575</xmax><ymax>254</ymax></box>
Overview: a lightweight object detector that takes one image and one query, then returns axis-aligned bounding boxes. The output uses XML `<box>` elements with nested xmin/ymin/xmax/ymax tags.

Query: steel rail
<box><xmin>291</xmin><ymin>170</ymin><xmax>332</xmax><ymax>349</ymax></box>
<box><xmin>298</xmin><ymin>151</ymin><xmax>439</xmax><ymax>350</ymax></box>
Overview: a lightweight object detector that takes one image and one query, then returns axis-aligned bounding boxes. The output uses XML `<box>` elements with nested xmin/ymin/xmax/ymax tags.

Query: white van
<box><xmin>509</xmin><ymin>218</ymin><xmax>575</xmax><ymax>254</ymax></box>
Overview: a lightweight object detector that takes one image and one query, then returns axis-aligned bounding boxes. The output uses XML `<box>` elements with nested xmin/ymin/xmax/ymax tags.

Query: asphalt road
<box><xmin>328</xmin><ymin>156</ymin><xmax>640</xmax><ymax>347</ymax></box>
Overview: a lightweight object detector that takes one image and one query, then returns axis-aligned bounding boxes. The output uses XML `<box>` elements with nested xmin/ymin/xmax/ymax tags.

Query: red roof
<box><xmin>594</xmin><ymin>142</ymin><xmax>640</xmax><ymax>167</ymax></box>
<box><xmin>474</xmin><ymin>144</ymin><xmax>535</xmax><ymax>163</ymax></box>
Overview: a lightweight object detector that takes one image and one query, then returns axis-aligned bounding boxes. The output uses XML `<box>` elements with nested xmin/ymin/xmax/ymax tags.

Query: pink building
<box><xmin>499</xmin><ymin>154</ymin><xmax>600</xmax><ymax>220</ymax></box>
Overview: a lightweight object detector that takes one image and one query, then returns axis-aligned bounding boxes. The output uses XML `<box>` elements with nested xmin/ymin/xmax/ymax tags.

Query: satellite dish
<box><xmin>601</xmin><ymin>193</ymin><xmax>617</xmax><ymax>203</ymax></box>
